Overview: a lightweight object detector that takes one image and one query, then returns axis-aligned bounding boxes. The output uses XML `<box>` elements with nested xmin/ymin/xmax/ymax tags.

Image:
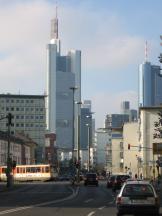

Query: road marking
<box><xmin>0</xmin><ymin>186</ymin><xmax>79</xmax><ymax>215</ymax></box>
<box><xmin>84</xmin><ymin>198</ymin><xmax>93</xmax><ymax>203</ymax></box>
<box><xmin>87</xmin><ymin>211</ymin><xmax>95</xmax><ymax>216</ymax></box>
<box><xmin>98</xmin><ymin>206</ymin><xmax>105</xmax><ymax>210</ymax></box>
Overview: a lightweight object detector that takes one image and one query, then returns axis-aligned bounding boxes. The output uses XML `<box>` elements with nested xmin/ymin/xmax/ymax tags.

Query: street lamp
<box><xmin>76</xmin><ymin>101</ymin><xmax>82</xmax><ymax>183</ymax></box>
<box><xmin>69</xmin><ymin>86</ymin><xmax>78</xmax><ymax>164</ymax></box>
<box><xmin>86</xmin><ymin>124</ymin><xmax>90</xmax><ymax>172</ymax></box>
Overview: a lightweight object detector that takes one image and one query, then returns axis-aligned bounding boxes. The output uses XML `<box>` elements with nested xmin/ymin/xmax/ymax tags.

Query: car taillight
<box><xmin>116</xmin><ymin>196</ymin><xmax>122</xmax><ymax>204</ymax></box>
<box><xmin>155</xmin><ymin>197</ymin><xmax>159</xmax><ymax>205</ymax></box>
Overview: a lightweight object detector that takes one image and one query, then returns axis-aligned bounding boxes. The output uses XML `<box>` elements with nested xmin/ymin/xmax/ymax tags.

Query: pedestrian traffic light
<box><xmin>128</xmin><ymin>144</ymin><xmax>130</xmax><ymax>150</ymax></box>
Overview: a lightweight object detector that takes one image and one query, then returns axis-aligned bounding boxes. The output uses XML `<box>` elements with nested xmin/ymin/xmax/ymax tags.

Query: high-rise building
<box><xmin>121</xmin><ymin>101</ymin><xmax>130</xmax><ymax>115</ymax></box>
<box><xmin>46</xmin><ymin>11</ymin><xmax>81</xmax><ymax>153</ymax></box>
<box><xmin>139</xmin><ymin>61</ymin><xmax>162</xmax><ymax>107</ymax></box>
<box><xmin>0</xmin><ymin>94</ymin><xmax>46</xmax><ymax>163</ymax></box>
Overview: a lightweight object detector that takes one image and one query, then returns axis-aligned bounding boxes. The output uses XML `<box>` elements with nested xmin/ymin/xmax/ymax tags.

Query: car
<box><xmin>107</xmin><ymin>175</ymin><xmax>116</xmax><ymax>188</ymax></box>
<box><xmin>84</xmin><ymin>173</ymin><xmax>98</xmax><ymax>186</ymax></box>
<box><xmin>107</xmin><ymin>174</ymin><xmax>130</xmax><ymax>190</ymax></box>
<box><xmin>116</xmin><ymin>180</ymin><xmax>160</xmax><ymax>216</ymax></box>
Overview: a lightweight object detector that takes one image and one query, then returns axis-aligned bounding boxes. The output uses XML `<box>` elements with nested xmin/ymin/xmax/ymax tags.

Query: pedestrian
<box><xmin>140</xmin><ymin>173</ymin><xmax>143</xmax><ymax>179</ymax></box>
<box><xmin>135</xmin><ymin>173</ymin><xmax>138</xmax><ymax>179</ymax></box>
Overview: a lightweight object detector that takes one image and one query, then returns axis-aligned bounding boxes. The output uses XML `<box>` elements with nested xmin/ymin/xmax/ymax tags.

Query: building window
<box><xmin>11</xmin><ymin>107</ymin><xmax>14</xmax><ymax>111</ymax></box>
<box><xmin>16</xmin><ymin>107</ymin><xmax>19</xmax><ymax>111</ymax></box>
<box><xmin>21</xmin><ymin>100</ymin><xmax>24</xmax><ymax>103</ymax></box>
<box><xmin>16</xmin><ymin>115</ymin><xmax>19</xmax><ymax>119</ymax></box>
<box><xmin>21</xmin><ymin>116</ymin><xmax>24</xmax><ymax>119</ymax></box>
<box><xmin>16</xmin><ymin>123</ymin><xmax>19</xmax><ymax>127</ymax></box>
<box><xmin>11</xmin><ymin>99</ymin><xmax>14</xmax><ymax>103</ymax></box>
<box><xmin>16</xmin><ymin>100</ymin><xmax>19</xmax><ymax>103</ymax></box>
<box><xmin>6</xmin><ymin>107</ymin><xmax>9</xmax><ymax>111</ymax></box>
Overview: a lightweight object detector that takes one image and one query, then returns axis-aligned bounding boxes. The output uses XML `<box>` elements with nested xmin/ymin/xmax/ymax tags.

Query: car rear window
<box><xmin>122</xmin><ymin>184</ymin><xmax>154</xmax><ymax>197</ymax></box>
<box><xmin>86</xmin><ymin>174</ymin><xmax>96</xmax><ymax>178</ymax></box>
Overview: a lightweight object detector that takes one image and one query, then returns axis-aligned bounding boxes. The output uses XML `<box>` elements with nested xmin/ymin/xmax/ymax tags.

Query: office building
<box><xmin>0</xmin><ymin>94</ymin><xmax>46</xmax><ymax>163</ymax></box>
<box><xmin>46</xmin><ymin>12</ymin><xmax>81</xmax><ymax>153</ymax></box>
<box><xmin>139</xmin><ymin>61</ymin><xmax>162</xmax><ymax>107</ymax></box>
<box><xmin>105</xmin><ymin>114</ymin><xmax>129</xmax><ymax>129</ymax></box>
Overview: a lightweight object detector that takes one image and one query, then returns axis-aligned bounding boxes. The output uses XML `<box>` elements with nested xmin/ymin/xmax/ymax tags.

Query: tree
<box><xmin>153</xmin><ymin>111</ymin><xmax>162</xmax><ymax>139</ymax></box>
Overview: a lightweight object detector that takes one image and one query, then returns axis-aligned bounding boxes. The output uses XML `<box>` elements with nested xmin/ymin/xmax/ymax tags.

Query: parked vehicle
<box><xmin>84</xmin><ymin>173</ymin><xmax>98</xmax><ymax>186</ymax></box>
<box><xmin>116</xmin><ymin>180</ymin><xmax>160</xmax><ymax>216</ymax></box>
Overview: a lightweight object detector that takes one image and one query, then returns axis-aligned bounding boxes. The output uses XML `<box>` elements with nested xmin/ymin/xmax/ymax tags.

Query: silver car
<box><xmin>116</xmin><ymin>180</ymin><xmax>160</xmax><ymax>216</ymax></box>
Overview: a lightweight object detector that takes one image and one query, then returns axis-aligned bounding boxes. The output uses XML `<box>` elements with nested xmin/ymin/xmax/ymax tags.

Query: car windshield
<box><xmin>122</xmin><ymin>184</ymin><xmax>154</xmax><ymax>197</ymax></box>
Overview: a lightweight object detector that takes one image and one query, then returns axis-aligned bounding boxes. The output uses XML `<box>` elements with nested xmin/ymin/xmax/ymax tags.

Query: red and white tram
<box><xmin>0</xmin><ymin>164</ymin><xmax>58</xmax><ymax>182</ymax></box>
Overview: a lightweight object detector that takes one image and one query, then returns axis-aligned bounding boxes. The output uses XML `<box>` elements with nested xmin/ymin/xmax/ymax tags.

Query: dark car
<box><xmin>116</xmin><ymin>180</ymin><xmax>160</xmax><ymax>216</ymax></box>
<box><xmin>84</xmin><ymin>173</ymin><xmax>98</xmax><ymax>186</ymax></box>
<box><xmin>107</xmin><ymin>174</ymin><xmax>130</xmax><ymax>190</ymax></box>
<box><xmin>113</xmin><ymin>174</ymin><xmax>130</xmax><ymax>190</ymax></box>
<box><xmin>107</xmin><ymin>175</ymin><xmax>116</xmax><ymax>188</ymax></box>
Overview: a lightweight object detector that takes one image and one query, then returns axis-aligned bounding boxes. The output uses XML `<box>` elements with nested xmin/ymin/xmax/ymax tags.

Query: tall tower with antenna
<box><xmin>46</xmin><ymin>7</ymin><xmax>81</xmax><ymax>155</ymax></box>
<box><xmin>139</xmin><ymin>41</ymin><xmax>162</xmax><ymax>107</ymax></box>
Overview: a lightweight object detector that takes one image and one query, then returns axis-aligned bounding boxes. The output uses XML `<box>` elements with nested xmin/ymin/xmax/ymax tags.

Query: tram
<box><xmin>0</xmin><ymin>164</ymin><xmax>58</xmax><ymax>181</ymax></box>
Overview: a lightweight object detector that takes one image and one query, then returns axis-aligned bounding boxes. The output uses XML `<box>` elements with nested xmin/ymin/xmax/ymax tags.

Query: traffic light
<box><xmin>7</xmin><ymin>113</ymin><xmax>14</xmax><ymax>126</ymax></box>
<box><xmin>138</xmin><ymin>144</ymin><xmax>142</xmax><ymax>152</ymax></box>
<box><xmin>128</xmin><ymin>144</ymin><xmax>130</xmax><ymax>150</ymax></box>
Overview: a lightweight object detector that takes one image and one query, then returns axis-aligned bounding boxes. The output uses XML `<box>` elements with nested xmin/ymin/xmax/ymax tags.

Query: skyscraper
<box><xmin>139</xmin><ymin>61</ymin><xmax>162</xmax><ymax>107</ymax></box>
<box><xmin>46</xmin><ymin>10</ymin><xmax>81</xmax><ymax>153</ymax></box>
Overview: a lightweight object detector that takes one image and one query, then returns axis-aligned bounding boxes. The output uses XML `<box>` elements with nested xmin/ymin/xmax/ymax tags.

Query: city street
<box><xmin>0</xmin><ymin>180</ymin><xmax>161</xmax><ymax>216</ymax></box>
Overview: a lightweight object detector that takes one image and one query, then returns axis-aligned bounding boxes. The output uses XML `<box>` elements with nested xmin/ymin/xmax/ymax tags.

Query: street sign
<box><xmin>153</xmin><ymin>143</ymin><xmax>162</xmax><ymax>155</ymax></box>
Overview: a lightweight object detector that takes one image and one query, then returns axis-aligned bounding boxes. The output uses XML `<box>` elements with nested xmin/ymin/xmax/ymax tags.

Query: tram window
<box><xmin>36</xmin><ymin>167</ymin><xmax>40</xmax><ymax>172</ymax></box>
<box><xmin>26</xmin><ymin>167</ymin><xmax>31</xmax><ymax>173</ymax></box>
<box><xmin>31</xmin><ymin>167</ymin><xmax>36</xmax><ymax>173</ymax></box>
<box><xmin>41</xmin><ymin>167</ymin><xmax>44</xmax><ymax>173</ymax></box>
<box><xmin>17</xmin><ymin>168</ymin><xmax>19</xmax><ymax>173</ymax></box>
<box><xmin>22</xmin><ymin>168</ymin><xmax>26</xmax><ymax>173</ymax></box>
<box><xmin>45</xmin><ymin>167</ymin><xmax>50</xmax><ymax>173</ymax></box>
<box><xmin>2</xmin><ymin>168</ymin><xmax>6</xmax><ymax>173</ymax></box>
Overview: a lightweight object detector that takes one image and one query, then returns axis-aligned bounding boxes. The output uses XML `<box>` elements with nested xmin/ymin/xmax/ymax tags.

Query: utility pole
<box><xmin>6</xmin><ymin>113</ymin><xmax>14</xmax><ymax>188</ymax></box>
<box><xmin>86</xmin><ymin>124</ymin><xmax>90</xmax><ymax>172</ymax></box>
<box><xmin>69</xmin><ymin>87</ymin><xmax>78</xmax><ymax>165</ymax></box>
<box><xmin>76</xmin><ymin>102</ymin><xmax>82</xmax><ymax>183</ymax></box>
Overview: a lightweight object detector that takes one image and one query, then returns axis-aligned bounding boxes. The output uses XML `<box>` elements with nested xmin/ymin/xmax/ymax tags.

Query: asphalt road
<box><xmin>0</xmin><ymin>181</ymin><xmax>161</xmax><ymax>216</ymax></box>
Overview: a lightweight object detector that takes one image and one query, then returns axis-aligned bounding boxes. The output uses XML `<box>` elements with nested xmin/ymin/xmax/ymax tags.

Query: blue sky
<box><xmin>0</xmin><ymin>0</ymin><xmax>161</xmax><ymax>127</ymax></box>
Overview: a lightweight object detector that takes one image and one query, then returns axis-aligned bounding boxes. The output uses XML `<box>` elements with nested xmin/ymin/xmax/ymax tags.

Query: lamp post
<box><xmin>76</xmin><ymin>101</ymin><xmax>82</xmax><ymax>183</ymax></box>
<box><xmin>69</xmin><ymin>86</ymin><xmax>78</xmax><ymax>164</ymax></box>
<box><xmin>6</xmin><ymin>113</ymin><xmax>14</xmax><ymax>188</ymax></box>
<box><xmin>86</xmin><ymin>124</ymin><xmax>90</xmax><ymax>172</ymax></box>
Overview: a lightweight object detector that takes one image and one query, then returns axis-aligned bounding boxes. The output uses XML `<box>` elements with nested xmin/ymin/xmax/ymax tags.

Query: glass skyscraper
<box><xmin>139</xmin><ymin>61</ymin><xmax>162</xmax><ymax>107</ymax></box>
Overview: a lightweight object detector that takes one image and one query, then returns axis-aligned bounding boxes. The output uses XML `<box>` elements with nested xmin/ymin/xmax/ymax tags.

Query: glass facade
<box><xmin>139</xmin><ymin>61</ymin><xmax>162</xmax><ymax>107</ymax></box>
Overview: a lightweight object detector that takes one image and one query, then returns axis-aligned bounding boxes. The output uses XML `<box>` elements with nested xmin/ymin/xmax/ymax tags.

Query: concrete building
<box><xmin>0</xmin><ymin>94</ymin><xmax>46</xmax><ymax>163</ymax></box>
<box><xmin>0</xmin><ymin>131</ymin><xmax>36</xmax><ymax>165</ymax></box>
<box><xmin>139</xmin><ymin>107</ymin><xmax>162</xmax><ymax>179</ymax></box>
<box><xmin>46</xmin><ymin>12</ymin><xmax>81</xmax><ymax>156</ymax></box>
<box><xmin>111</xmin><ymin>130</ymin><xmax>123</xmax><ymax>174</ymax></box>
<box><xmin>123</xmin><ymin>122</ymin><xmax>139</xmax><ymax>178</ymax></box>
<box><xmin>95</xmin><ymin>128</ymin><xmax>111</xmax><ymax>171</ymax></box>
<box><xmin>139</xmin><ymin>61</ymin><xmax>162</xmax><ymax>107</ymax></box>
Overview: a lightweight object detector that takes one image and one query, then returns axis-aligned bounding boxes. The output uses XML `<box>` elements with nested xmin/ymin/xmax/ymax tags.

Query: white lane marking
<box><xmin>87</xmin><ymin>211</ymin><xmax>95</xmax><ymax>216</ymax></box>
<box><xmin>0</xmin><ymin>186</ymin><xmax>79</xmax><ymax>215</ymax></box>
<box><xmin>84</xmin><ymin>198</ymin><xmax>94</xmax><ymax>203</ymax></box>
<box><xmin>98</xmin><ymin>206</ymin><xmax>105</xmax><ymax>210</ymax></box>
